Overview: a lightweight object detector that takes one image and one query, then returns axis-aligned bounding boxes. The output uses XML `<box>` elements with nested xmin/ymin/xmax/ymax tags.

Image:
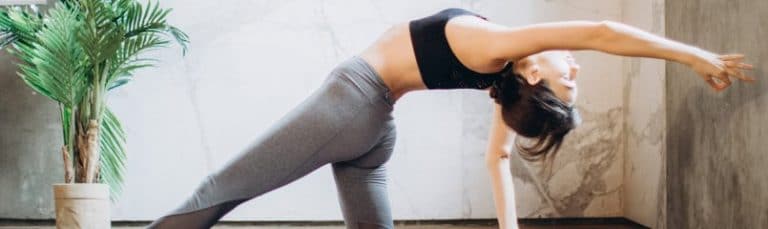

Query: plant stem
<box><xmin>69</xmin><ymin>106</ymin><xmax>76</xmax><ymax>170</ymax></box>
<box><xmin>58</xmin><ymin>104</ymin><xmax>74</xmax><ymax>183</ymax></box>
<box><xmin>61</xmin><ymin>145</ymin><xmax>73</xmax><ymax>183</ymax></box>
<box><xmin>84</xmin><ymin>119</ymin><xmax>99</xmax><ymax>183</ymax></box>
<box><xmin>82</xmin><ymin>61</ymin><xmax>108</xmax><ymax>183</ymax></box>
<box><xmin>92</xmin><ymin>64</ymin><xmax>100</xmax><ymax>120</ymax></box>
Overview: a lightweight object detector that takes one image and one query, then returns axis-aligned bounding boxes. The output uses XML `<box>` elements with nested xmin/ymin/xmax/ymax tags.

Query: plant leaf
<box><xmin>98</xmin><ymin>107</ymin><xmax>127</xmax><ymax>202</ymax></box>
<box><xmin>8</xmin><ymin>3</ymin><xmax>87</xmax><ymax>106</ymax></box>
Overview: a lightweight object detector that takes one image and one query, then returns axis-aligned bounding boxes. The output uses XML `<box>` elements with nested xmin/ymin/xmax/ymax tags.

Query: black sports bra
<box><xmin>409</xmin><ymin>8</ymin><xmax>512</xmax><ymax>89</ymax></box>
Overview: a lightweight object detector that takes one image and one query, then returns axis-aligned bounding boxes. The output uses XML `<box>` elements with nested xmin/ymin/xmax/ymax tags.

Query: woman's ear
<box><xmin>523</xmin><ymin>64</ymin><xmax>542</xmax><ymax>85</ymax></box>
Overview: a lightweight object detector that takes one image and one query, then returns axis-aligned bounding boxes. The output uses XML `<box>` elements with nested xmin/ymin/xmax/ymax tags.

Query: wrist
<box><xmin>679</xmin><ymin>46</ymin><xmax>708</xmax><ymax>67</ymax></box>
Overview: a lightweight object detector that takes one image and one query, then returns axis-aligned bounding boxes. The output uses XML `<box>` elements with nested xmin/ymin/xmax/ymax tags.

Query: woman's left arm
<box><xmin>482</xmin><ymin>20</ymin><xmax>754</xmax><ymax>91</ymax></box>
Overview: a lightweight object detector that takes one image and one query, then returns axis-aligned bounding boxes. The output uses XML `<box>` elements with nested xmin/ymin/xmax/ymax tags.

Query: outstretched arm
<box><xmin>484</xmin><ymin>20</ymin><xmax>754</xmax><ymax>91</ymax></box>
<box><xmin>486</xmin><ymin>103</ymin><xmax>519</xmax><ymax>229</ymax></box>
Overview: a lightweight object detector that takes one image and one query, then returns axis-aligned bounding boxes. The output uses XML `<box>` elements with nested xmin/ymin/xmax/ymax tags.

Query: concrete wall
<box><xmin>0</xmin><ymin>53</ymin><xmax>64</xmax><ymax>219</ymax></box>
<box><xmin>1</xmin><ymin>0</ymin><xmax>642</xmax><ymax>222</ymax></box>
<box><xmin>666</xmin><ymin>0</ymin><xmax>768</xmax><ymax>228</ymax></box>
<box><xmin>0</xmin><ymin>0</ymin><xmax>60</xmax><ymax>219</ymax></box>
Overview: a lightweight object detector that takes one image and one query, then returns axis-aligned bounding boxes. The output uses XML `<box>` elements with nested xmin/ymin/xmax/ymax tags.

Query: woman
<box><xmin>149</xmin><ymin>8</ymin><xmax>753</xmax><ymax>229</ymax></box>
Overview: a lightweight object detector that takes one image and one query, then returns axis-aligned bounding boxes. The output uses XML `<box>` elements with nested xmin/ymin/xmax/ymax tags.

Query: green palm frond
<box><xmin>166</xmin><ymin>25</ymin><xmax>189</xmax><ymax>54</ymax></box>
<box><xmin>108</xmin><ymin>33</ymin><xmax>168</xmax><ymax>89</ymax></box>
<box><xmin>121</xmin><ymin>0</ymin><xmax>169</xmax><ymax>38</ymax></box>
<box><xmin>0</xmin><ymin>6</ymin><xmax>42</xmax><ymax>49</ymax></box>
<box><xmin>99</xmin><ymin>107</ymin><xmax>127</xmax><ymax>201</ymax></box>
<box><xmin>78</xmin><ymin>0</ymin><xmax>124</xmax><ymax>66</ymax></box>
<box><xmin>105</xmin><ymin>0</ymin><xmax>188</xmax><ymax>90</ymax></box>
<box><xmin>12</xmin><ymin>3</ymin><xmax>86</xmax><ymax>106</ymax></box>
<box><xmin>118</xmin><ymin>0</ymin><xmax>190</xmax><ymax>52</ymax></box>
<box><xmin>13</xmin><ymin>45</ymin><xmax>51</xmax><ymax>97</ymax></box>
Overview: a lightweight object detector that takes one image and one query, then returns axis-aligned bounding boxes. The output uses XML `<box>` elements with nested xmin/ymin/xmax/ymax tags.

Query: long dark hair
<box><xmin>489</xmin><ymin>68</ymin><xmax>580</xmax><ymax>162</ymax></box>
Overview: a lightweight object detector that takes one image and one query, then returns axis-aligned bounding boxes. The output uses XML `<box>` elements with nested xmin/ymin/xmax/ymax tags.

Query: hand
<box><xmin>689</xmin><ymin>51</ymin><xmax>755</xmax><ymax>92</ymax></box>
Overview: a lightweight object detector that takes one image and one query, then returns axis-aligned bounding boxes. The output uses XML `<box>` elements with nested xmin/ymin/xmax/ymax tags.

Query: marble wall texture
<box><xmin>666</xmin><ymin>0</ymin><xmax>768</xmax><ymax>228</ymax></box>
<box><xmin>0</xmin><ymin>0</ymin><xmax>658</xmax><ymax>225</ymax></box>
<box><xmin>622</xmin><ymin>0</ymin><xmax>666</xmax><ymax>228</ymax></box>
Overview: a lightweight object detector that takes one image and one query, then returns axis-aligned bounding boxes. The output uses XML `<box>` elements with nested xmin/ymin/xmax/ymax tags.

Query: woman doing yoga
<box><xmin>149</xmin><ymin>8</ymin><xmax>754</xmax><ymax>229</ymax></box>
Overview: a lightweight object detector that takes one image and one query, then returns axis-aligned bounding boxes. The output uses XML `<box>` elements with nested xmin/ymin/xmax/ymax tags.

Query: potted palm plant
<box><xmin>0</xmin><ymin>0</ymin><xmax>187</xmax><ymax>227</ymax></box>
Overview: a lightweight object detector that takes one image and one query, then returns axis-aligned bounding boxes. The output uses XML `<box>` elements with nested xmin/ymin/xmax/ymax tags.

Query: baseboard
<box><xmin>519</xmin><ymin>217</ymin><xmax>649</xmax><ymax>228</ymax></box>
<box><xmin>1</xmin><ymin>219</ymin><xmax>490</xmax><ymax>226</ymax></box>
<box><xmin>0</xmin><ymin>217</ymin><xmax>648</xmax><ymax>228</ymax></box>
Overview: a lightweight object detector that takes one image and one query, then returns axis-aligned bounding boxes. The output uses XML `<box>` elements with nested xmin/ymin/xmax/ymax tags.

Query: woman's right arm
<box><xmin>483</xmin><ymin>20</ymin><xmax>754</xmax><ymax>91</ymax></box>
<box><xmin>486</xmin><ymin>103</ymin><xmax>520</xmax><ymax>229</ymax></box>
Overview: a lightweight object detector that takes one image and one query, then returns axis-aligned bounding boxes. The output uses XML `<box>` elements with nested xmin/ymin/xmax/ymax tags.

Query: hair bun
<box><xmin>489</xmin><ymin>82</ymin><xmax>500</xmax><ymax>99</ymax></box>
<box><xmin>489</xmin><ymin>72</ymin><xmax>522</xmax><ymax>105</ymax></box>
<box><xmin>489</xmin><ymin>80</ymin><xmax>505</xmax><ymax>104</ymax></box>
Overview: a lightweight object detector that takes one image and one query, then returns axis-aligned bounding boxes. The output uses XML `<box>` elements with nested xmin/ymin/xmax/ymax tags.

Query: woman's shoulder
<box><xmin>437</xmin><ymin>8</ymin><xmax>488</xmax><ymax>20</ymax></box>
<box><xmin>409</xmin><ymin>8</ymin><xmax>487</xmax><ymax>22</ymax></box>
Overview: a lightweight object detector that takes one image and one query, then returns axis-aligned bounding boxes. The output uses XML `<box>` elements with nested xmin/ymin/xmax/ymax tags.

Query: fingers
<box><xmin>708</xmin><ymin>79</ymin><xmax>728</xmax><ymax>92</ymax></box>
<box><xmin>724</xmin><ymin>61</ymin><xmax>754</xmax><ymax>70</ymax></box>
<box><xmin>724</xmin><ymin>64</ymin><xmax>751</xmax><ymax>81</ymax></box>
<box><xmin>721</xmin><ymin>55</ymin><xmax>757</xmax><ymax>82</ymax></box>
<box><xmin>705</xmin><ymin>77</ymin><xmax>722</xmax><ymax>91</ymax></box>
<box><xmin>704</xmin><ymin>74</ymin><xmax>729</xmax><ymax>92</ymax></box>
<box><xmin>707</xmin><ymin>70</ymin><xmax>732</xmax><ymax>92</ymax></box>
<box><xmin>738</xmin><ymin>63</ymin><xmax>754</xmax><ymax>70</ymax></box>
<box><xmin>723</xmin><ymin>61</ymin><xmax>757</xmax><ymax>82</ymax></box>
<box><xmin>725</xmin><ymin>68</ymin><xmax>756</xmax><ymax>82</ymax></box>
<box><xmin>717</xmin><ymin>71</ymin><xmax>732</xmax><ymax>88</ymax></box>
<box><xmin>719</xmin><ymin>54</ymin><xmax>745</xmax><ymax>61</ymax></box>
<box><xmin>705</xmin><ymin>53</ymin><xmax>756</xmax><ymax>91</ymax></box>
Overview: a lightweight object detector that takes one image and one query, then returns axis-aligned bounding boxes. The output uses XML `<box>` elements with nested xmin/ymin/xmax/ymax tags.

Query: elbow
<box><xmin>596</xmin><ymin>20</ymin><xmax>620</xmax><ymax>32</ymax></box>
<box><xmin>597</xmin><ymin>20</ymin><xmax>618</xmax><ymax>27</ymax></box>
<box><xmin>485</xmin><ymin>149</ymin><xmax>511</xmax><ymax>167</ymax></box>
<box><xmin>596</xmin><ymin>20</ymin><xmax>620</xmax><ymax>38</ymax></box>
<box><xmin>588</xmin><ymin>20</ymin><xmax>618</xmax><ymax>47</ymax></box>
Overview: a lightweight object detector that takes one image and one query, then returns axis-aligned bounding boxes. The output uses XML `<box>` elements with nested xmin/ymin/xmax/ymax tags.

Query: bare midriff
<box><xmin>358</xmin><ymin>23</ymin><xmax>426</xmax><ymax>102</ymax></box>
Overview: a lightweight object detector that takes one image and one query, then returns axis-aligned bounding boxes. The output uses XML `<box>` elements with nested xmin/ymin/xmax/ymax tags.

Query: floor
<box><xmin>0</xmin><ymin>222</ymin><xmax>647</xmax><ymax>229</ymax></box>
<box><xmin>0</xmin><ymin>218</ymin><xmax>648</xmax><ymax>229</ymax></box>
<box><xmin>0</xmin><ymin>226</ymin><xmax>645</xmax><ymax>229</ymax></box>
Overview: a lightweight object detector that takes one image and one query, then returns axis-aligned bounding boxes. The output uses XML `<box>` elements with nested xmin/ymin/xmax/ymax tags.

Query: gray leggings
<box><xmin>148</xmin><ymin>57</ymin><xmax>397</xmax><ymax>229</ymax></box>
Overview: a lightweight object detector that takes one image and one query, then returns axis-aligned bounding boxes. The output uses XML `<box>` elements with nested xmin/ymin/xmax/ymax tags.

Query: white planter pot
<box><xmin>53</xmin><ymin>183</ymin><xmax>111</xmax><ymax>229</ymax></box>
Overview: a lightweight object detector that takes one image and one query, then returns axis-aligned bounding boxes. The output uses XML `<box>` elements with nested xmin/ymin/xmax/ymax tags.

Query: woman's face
<box><xmin>519</xmin><ymin>51</ymin><xmax>580</xmax><ymax>106</ymax></box>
